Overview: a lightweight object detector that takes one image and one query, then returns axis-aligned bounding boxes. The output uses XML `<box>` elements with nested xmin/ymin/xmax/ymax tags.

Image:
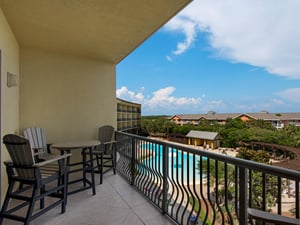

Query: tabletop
<box><xmin>52</xmin><ymin>140</ymin><xmax>100</xmax><ymax>150</ymax></box>
<box><xmin>51</xmin><ymin>140</ymin><xmax>99</xmax><ymax>196</ymax></box>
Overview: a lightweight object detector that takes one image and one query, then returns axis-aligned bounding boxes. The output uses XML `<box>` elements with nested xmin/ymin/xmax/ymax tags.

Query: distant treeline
<box><xmin>141</xmin><ymin>117</ymin><xmax>300</xmax><ymax>148</ymax></box>
<box><xmin>142</xmin><ymin>115</ymin><xmax>170</xmax><ymax>120</ymax></box>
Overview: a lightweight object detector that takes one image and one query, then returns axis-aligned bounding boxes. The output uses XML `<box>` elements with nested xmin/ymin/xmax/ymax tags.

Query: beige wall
<box><xmin>1</xmin><ymin>6</ymin><xmax>117</xmax><ymax>204</ymax></box>
<box><xmin>20</xmin><ymin>48</ymin><xmax>116</xmax><ymax>143</ymax></box>
<box><xmin>0</xmin><ymin>8</ymin><xmax>20</xmax><ymax>201</ymax></box>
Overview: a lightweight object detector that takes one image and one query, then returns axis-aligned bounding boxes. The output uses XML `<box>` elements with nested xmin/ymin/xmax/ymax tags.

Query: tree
<box><xmin>172</xmin><ymin>124</ymin><xmax>194</xmax><ymax>135</ymax></box>
<box><xmin>246</xmin><ymin>119</ymin><xmax>275</xmax><ymax>130</ymax></box>
<box><xmin>224</xmin><ymin>118</ymin><xmax>246</xmax><ymax>129</ymax></box>
<box><xmin>141</xmin><ymin>117</ymin><xmax>168</xmax><ymax>136</ymax></box>
<box><xmin>199</xmin><ymin>159</ymin><xmax>236</xmax><ymax>188</ymax></box>
<box><xmin>162</xmin><ymin>120</ymin><xmax>175</xmax><ymax>139</ymax></box>
<box><xmin>236</xmin><ymin>148</ymin><xmax>270</xmax><ymax>164</ymax></box>
<box><xmin>197</xmin><ymin>159</ymin><xmax>237</xmax><ymax>224</ymax></box>
<box><xmin>236</xmin><ymin>148</ymin><xmax>281</xmax><ymax>211</ymax></box>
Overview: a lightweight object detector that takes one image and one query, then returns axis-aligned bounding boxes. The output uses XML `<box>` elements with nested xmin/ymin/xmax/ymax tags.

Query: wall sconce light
<box><xmin>7</xmin><ymin>72</ymin><xmax>17</xmax><ymax>87</ymax></box>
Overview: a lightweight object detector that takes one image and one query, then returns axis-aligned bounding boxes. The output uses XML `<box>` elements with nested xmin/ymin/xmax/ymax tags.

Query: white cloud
<box><xmin>144</xmin><ymin>86</ymin><xmax>203</xmax><ymax>108</ymax></box>
<box><xmin>277</xmin><ymin>88</ymin><xmax>300</xmax><ymax>103</ymax></box>
<box><xmin>116</xmin><ymin>86</ymin><xmax>299</xmax><ymax>114</ymax></box>
<box><xmin>164</xmin><ymin>0</ymin><xmax>300</xmax><ymax>79</ymax></box>
<box><xmin>116</xmin><ymin>86</ymin><xmax>203</xmax><ymax>114</ymax></box>
<box><xmin>165</xmin><ymin>16</ymin><xmax>197</xmax><ymax>55</ymax></box>
<box><xmin>116</xmin><ymin>86</ymin><xmax>144</xmax><ymax>103</ymax></box>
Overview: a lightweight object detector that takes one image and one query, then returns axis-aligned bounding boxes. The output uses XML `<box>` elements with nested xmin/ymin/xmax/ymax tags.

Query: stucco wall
<box><xmin>0</xmin><ymin>8</ymin><xmax>20</xmax><ymax>202</ymax></box>
<box><xmin>20</xmin><ymin>48</ymin><xmax>116</xmax><ymax>143</ymax></box>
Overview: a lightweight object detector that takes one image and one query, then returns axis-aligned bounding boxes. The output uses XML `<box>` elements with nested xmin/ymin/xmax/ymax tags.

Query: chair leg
<box><xmin>65</xmin><ymin>166</ymin><xmax>70</xmax><ymax>207</ymax></box>
<box><xmin>111</xmin><ymin>153</ymin><xmax>116</xmax><ymax>175</ymax></box>
<box><xmin>19</xmin><ymin>181</ymin><xmax>24</xmax><ymax>190</ymax></box>
<box><xmin>88</xmin><ymin>147</ymin><xmax>96</xmax><ymax>195</ymax></box>
<box><xmin>96</xmin><ymin>154</ymin><xmax>100</xmax><ymax>172</ymax></box>
<box><xmin>82</xmin><ymin>149</ymin><xmax>87</xmax><ymax>187</ymax></box>
<box><xmin>0</xmin><ymin>180</ymin><xmax>15</xmax><ymax>224</ymax></box>
<box><xmin>24</xmin><ymin>184</ymin><xmax>39</xmax><ymax>225</ymax></box>
<box><xmin>100</xmin><ymin>152</ymin><xmax>103</xmax><ymax>184</ymax></box>
<box><xmin>61</xmin><ymin>170</ymin><xmax>68</xmax><ymax>213</ymax></box>
<box><xmin>40</xmin><ymin>186</ymin><xmax>45</xmax><ymax>209</ymax></box>
<box><xmin>95</xmin><ymin>154</ymin><xmax>102</xmax><ymax>184</ymax></box>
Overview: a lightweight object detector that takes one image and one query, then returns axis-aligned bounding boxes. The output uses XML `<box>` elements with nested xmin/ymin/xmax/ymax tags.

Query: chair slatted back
<box><xmin>98</xmin><ymin>125</ymin><xmax>115</xmax><ymax>153</ymax></box>
<box><xmin>3</xmin><ymin>134</ymin><xmax>35</xmax><ymax>179</ymax></box>
<box><xmin>23</xmin><ymin>127</ymin><xmax>48</xmax><ymax>156</ymax></box>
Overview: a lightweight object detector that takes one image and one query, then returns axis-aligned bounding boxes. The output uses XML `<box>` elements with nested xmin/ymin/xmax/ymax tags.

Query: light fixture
<box><xmin>7</xmin><ymin>72</ymin><xmax>17</xmax><ymax>87</ymax></box>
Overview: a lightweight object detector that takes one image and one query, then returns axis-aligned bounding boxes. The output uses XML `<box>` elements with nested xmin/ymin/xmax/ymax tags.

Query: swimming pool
<box><xmin>140</xmin><ymin>143</ymin><xmax>206</xmax><ymax>184</ymax></box>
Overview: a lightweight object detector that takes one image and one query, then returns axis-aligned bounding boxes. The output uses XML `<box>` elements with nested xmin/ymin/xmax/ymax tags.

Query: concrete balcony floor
<box><xmin>2</xmin><ymin>173</ymin><xmax>174</xmax><ymax>225</ymax></box>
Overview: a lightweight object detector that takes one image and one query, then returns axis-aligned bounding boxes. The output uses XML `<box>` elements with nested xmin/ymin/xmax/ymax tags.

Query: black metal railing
<box><xmin>115</xmin><ymin>131</ymin><xmax>300</xmax><ymax>225</ymax></box>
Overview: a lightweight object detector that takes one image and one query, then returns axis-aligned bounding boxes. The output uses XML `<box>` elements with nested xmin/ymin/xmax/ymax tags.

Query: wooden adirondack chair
<box><xmin>0</xmin><ymin>134</ymin><xmax>70</xmax><ymax>225</ymax></box>
<box><xmin>84</xmin><ymin>125</ymin><xmax>116</xmax><ymax>184</ymax></box>
<box><xmin>23</xmin><ymin>127</ymin><xmax>54</xmax><ymax>161</ymax></box>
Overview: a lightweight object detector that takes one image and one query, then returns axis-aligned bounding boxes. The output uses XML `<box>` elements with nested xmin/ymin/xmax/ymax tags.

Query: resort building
<box><xmin>170</xmin><ymin>111</ymin><xmax>300</xmax><ymax>129</ymax></box>
<box><xmin>117</xmin><ymin>98</ymin><xmax>141</xmax><ymax>132</ymax></box>
<box><xmin>186</xmin><ymin>130</ymin><xmax>221</xmax><ymax>149</ymax></box>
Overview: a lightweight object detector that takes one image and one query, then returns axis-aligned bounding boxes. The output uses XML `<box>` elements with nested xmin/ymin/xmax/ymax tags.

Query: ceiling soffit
<box><xmin>0</xmin><ymin>0</ymin><xmax>192</xmax><ymax>63</ymax></box>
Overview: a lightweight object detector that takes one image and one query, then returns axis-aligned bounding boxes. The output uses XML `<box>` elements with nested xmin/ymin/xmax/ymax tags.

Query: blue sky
<box><xmin>116</xmin><ymin>0</ymin><xmax>300</xmax><ymax>115</ymax></box>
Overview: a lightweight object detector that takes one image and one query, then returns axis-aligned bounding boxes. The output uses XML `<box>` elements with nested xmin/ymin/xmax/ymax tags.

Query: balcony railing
<box><xmin>115</xmin><ymin>131</ymin><xmax>300</xmax><ymax>225</ymax></box>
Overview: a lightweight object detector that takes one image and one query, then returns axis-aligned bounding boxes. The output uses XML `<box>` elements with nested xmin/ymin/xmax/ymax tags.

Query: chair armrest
<box><xmin>99</xmin><ymin>141</ymin><xmax>116</xmax><ymax>154</ymax></box>
<box><xmin>33</xmin><ymin>152</ymin><xmax>42</xmax><ymax>156</ymax></box>
<box><xmin>102</xmin><ymin>140</ymin><xmax>116</xmax><ymax>145</ymax></box>
<box><xmin>32</xmin><ymin>147</ymin><xmax>45</xmax><ymax>156</ymax></box>
<box><xmin>34</xmin><ymin>153</ymin><xmax>71</xmax><ymax>167</ymax></box>
<box><xmin>4</xmin><ymin>161</ymin><xmax>13</xmax><ymax>166</ymax></box>
<box><xmin>4</xmin><ymin>161</ymin><xmax>35</xmax><ymax>169</ymax></box>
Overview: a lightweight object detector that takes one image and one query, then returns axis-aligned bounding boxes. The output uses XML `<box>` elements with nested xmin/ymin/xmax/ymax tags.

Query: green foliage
<box><xmin>199</xmin><ymin>159</ymin><xmax>236</xmax><ymax>186</ymax></box>
<box><xmin>249</xmin><ymin>173</ymin><xmax>279</xmax><ymax>210</ymax></box>
<box><xmin>142</xmin><ymin>115</ymin><xmax>170</xmax><ymax>120</ymax></box>
<box><xmin>236</xmin><ymin>149</ymin><xmax>281</xmax><ymax>210</ymax></box>
<box><xmin>224</xmin><ymin>118</ymin><xmax>246</xmax><ymax>129</ymax></box>
<box><xmin>236</xmin><ymin>148</ymin><xmax>270</xmax><ymax>163</ymax></box>
<box><xmin>142</xmin><ymin>117</ymin><xmax>300</xmax><ymax>148</ymax></box>
<box><xmin>194</xmin><ymin>122</ymin><xmax>223</xmax><ymax>132</ymax></box>
<box><xmin>245</xmin><ymin>119</ymin><xmax>276</xmax><ymax>130</ymax></box>
<box><xmin>141</xmin><ymin>117</ymin><xmax>175</xmax><ymax>137</ymax></box>
<box><xmin>220</xmin><ymin>118</ymin><xmax>300</xmax><ymax>148</ymax></box>
<box><xmin>220</xmin><ymin>128</ymin><xmax>248</xmax><ymax>148</ymax></box>
<box><xmin>172</xmin><ymin>124</ymin><xmax>194</xmax><ymax>135</ymax></box>
<box><xmin>196</xmin><ymin>160</ymin><xmax>238</xmax><ymax>224</ymax></box>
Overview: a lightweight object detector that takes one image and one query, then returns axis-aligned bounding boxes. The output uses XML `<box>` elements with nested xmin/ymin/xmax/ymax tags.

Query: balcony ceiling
<box><xmin>0</xmin><ymin>0</ymin><xmax>191</xmax><ymax>63</ymax></box>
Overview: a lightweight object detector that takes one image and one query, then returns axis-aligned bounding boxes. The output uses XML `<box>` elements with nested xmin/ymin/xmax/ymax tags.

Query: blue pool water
<box><xmin>140</xmin><ymin>143</ymin><xmax>206</xmax><ymax>184</ymax></box>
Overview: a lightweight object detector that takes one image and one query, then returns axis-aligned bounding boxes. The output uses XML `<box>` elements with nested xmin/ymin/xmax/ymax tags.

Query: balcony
<box><xmin>2</xmin><ymin>132</ymin><xmax>299</xmax><ymax>225</ymax></box>
<box><xmin>1</xmin><ymin>173</ymin><xmax>173</xmax><ymax>225</ymax></box>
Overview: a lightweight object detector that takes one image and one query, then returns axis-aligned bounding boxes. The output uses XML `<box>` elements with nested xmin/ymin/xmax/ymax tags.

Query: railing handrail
<box><xmin>116</xmin><ymin>131</ymin><xmax>300</xmax><ymax>225</ymax></box>
<box><xmin>116</xmin><ymin>131</ymin><xmax>300</xmax><ymax>180</ymax></box>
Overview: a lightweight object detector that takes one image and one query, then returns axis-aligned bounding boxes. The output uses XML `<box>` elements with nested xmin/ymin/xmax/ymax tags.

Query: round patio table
<box><xmin>52</xmin><ymin>140</ymin><xmax>100</xmax><ymax>196</ymax></box>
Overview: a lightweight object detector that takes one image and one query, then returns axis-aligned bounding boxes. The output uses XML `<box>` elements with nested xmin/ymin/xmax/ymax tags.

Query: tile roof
<box><xmin>171</xmin><ymin>112</ymin><xmax>300</xmax><ymax>121</ymax></box>
<box><xmin>186</xmin><ymin>130</ymin><xmax>220</xmax><ymax>140</ymax></box>
<box><xmin>247</xmin><ymin>112</ymin><xmax>300</xmax><ymax>120</ymax></box>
